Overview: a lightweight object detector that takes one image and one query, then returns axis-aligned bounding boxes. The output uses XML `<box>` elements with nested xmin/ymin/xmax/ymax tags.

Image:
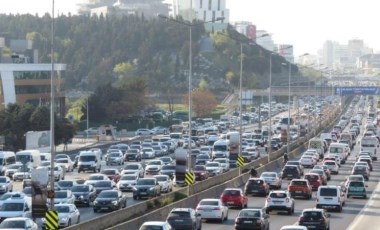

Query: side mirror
<box><xmin>326</xmin><ymin>213</ymin><xmax>331</xmax><ymax>218</ymax></box>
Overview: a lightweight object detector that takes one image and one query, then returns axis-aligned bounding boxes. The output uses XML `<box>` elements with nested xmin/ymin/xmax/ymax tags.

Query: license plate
<box><xmin>244</xmin><ymin>221</ymin><xmax>253</xmax><ymax>223</ymax></box>
<box><xmin>227</xmin><ymin>202</ymin><xmax>234</xmax><ymax>204</ymax></box>
<box><xmin>251</xmin><ymin>190</ymin><xmax>258</xmax><ymax>192</ymax></box>
<box><xmin>175</xmin><ymin>219</ymin><xmax>183</xmax><ymax>222</ymax></box>
<box><xmin>296</xmin><ymin>191</ymin><xmax>302</xmax><ymax>193</ymax></box>
<box><xmin>288</xmin><ymin>174</ymin><xmax>293</xmax><ymax>176</ymax></box>
<box><xmin>101</xmin><ymin>207</ymin><xmax>108</xmax><ymax>210</ymax></box>
<box><xmin>140</xmin><ymin>192</ymin><xmax>147</xmax><ymax>195</ymax></box>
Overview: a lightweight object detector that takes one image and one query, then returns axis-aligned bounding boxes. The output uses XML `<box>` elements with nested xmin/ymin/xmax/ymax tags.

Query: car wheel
<box><xmin>77</xmin><ymin>216</ymin><xmax>80</xmax><ymax>224</ymax></box>
<box><xmin>133</xmin><ymin>195</ymin><xmax>138</xmax><ymax>200</ymax></box>
<box><xmin>265</xmin><ymin>209</ymin><xmax>270</xmax><ymax>214</ymax></box>
<box><xmin>224</xmin><ymin>211</ymin><xmax>228</xmax><ymax>220</ymax></box>
<box><xmin>67</xmin><ymin>219</ymin><xmax>71</xmax><ymax>226</ymax></box>
<box><xmin>287</xmin><ymin>208</ymin><xmax>292</xmax><ymax>215</ymax></box>
<box><xmin>220</xmin><ymin>214</ymin><xmax>224</xmax><ymax>223</ymax></box>
<box><xmin>93</xmin><ymin>208</ymin><xmax>98</xmax><ymax>213</ymax></box>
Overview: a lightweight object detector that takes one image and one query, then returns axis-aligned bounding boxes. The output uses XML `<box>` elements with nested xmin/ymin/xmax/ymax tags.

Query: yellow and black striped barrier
<box><xmin>45</xmin><ymin>210</ymin><xmax>58</xmax><ymax>230</ymax></box>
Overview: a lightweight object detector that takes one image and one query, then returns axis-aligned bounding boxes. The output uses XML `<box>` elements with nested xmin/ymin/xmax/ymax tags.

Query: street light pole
<box><xmin>239</xmin><ymin>42</ymin><xmax>243</xmax><ymax>175</ymax></box>
<box><xmin>268</xmin><ymin>53</ymin><xmax>273</xmax><ymax>162</ymax></box>
<box><xmin>287</xmin><ymin>62</ymin><xmax>291</xmax><ymax>155</ymax></box>
<box><xmin>49</xmin><ymin>0</ymin><xmax>55</xmax><ymax>208</ymax></box>
<box><xmin>188</xmin><ymin>16</ymin><xmax>192</xmax><ymax>173</ymax></box>
<box><xmin>86</xmin><ymin>97</ymin><xmax>89</xmax><ymax>144</ymax></box>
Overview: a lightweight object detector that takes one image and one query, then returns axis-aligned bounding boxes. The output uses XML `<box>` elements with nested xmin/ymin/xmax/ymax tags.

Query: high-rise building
<box><xmin>255</xmin><ymin>30</ymin><xmax>275</xmax><ymax>52</ymax></box>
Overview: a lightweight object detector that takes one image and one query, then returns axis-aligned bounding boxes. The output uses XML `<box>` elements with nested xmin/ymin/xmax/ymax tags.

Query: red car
<box><xmin>193</xmin><ymin>165</ymin><xmax>209</xmax><ymax>181</ymax></box>
<box><xmin>220</xmin><ymin>188</ymin><xmax>248</xmax><ymax>209</ymax></box>
<box><xmin>304</xmin><ymin>173</ymin><xmax>321</xmax><ymax>191</ymax></box>
<box><xmin>101</xmin><ymin>169</ymin><xmax>121</xmax><ymax>183</ymax></box>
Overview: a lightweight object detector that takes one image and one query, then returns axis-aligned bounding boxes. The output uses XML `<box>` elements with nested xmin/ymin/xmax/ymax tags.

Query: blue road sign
<box><xmin>335</xmin><ymin>87</ymin><xmax>380</xmax><ymax>95</ymax></box>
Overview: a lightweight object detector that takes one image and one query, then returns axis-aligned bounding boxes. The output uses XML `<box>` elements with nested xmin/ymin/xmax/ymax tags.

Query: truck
<box><xmin>226</xmin><ymin>131</ymin><xmax>239</xmax><ymax>167</ymax></box>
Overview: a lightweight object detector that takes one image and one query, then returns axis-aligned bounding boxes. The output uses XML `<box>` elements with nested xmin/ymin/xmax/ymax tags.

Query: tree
<box><xmin>113</xmin><ymin>62</ymin><xmax>134</xmax><ymax>82</ymax></box>
<box><xmin>183</xmin><ymin>89</ymin><xmax>218</xmax><ymax>117</ymax></box>
<box><xmin>30</xmin><ymin>106</ymin><xmax>50</xmax><ymax>130</ymax></box>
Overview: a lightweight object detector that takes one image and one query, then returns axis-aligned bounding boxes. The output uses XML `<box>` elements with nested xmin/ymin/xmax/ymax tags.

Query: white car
<box><xmin>205</xmin><ymin>162</ymin><xmax>223</xmax><ymax>177</ymax></box>
<box><xmin>12</xmin><ymin>167</ymin><xmax>32</xmax><ymax>181</ymax></box>
<box><xmin>299</xmin><ymin>156</ymin><xmax>317</xmax><ymax>168</ymax></box>
<box><xmin>42</xmin><ymin>204</ymin><xmax>80</xmax><ymax>228</ymax></box>
<box><xmin>145</xmin><ymin>160</ymin><xmax>164</xmax><ymax>175</ymax></box>
<box><xmin>213</xmin><ymin>158</ymin><xmax>230</xmax><ymax>172</ymax></box>
<box><xmin>141</xmin><ymin>148</ymin><xmax>155</xmax><ymax>159</ymax></box>
<box><xmin>323</xmin><ymin>160</ymin><xmax>339</xmax><ymax>174</ymax></box>
<box><xmin>354</xmin><ymin>162</ymin><xmax>370</xmax><ymax>171</ymax></box>
<box><xmin>264</xmin><ymin>190</ymin><xmax>295</xmax><ymax>215</ymax></box>
<box><xmin>196</xmin><ymin>198</ymin><xmax>229</xmax><ymax>222</ymax></box>
<box><xmin>303</xmin><ymin>151</ymin><xmax>319</xmax><ymax>162</ymax></box>
<box><xmin>0</xmin><ymin>217</ymin><xmax>38</xmax><ymax>230</ymax></box>
<box><xmin>200</xmin><ymin>146</ymin><xmax>212</xmax><ymax>156</ymax></box>
<box><xmin>139</xmin><ymin>221</ymin><xmax>172</xmax><ymax>230</ymax></box>
<box><xmin>55</xmin><ymin>158</ymin><xmax>74</xmax><ymax>172</ymax></box>
<box><xmin>117</xmin><ymin>173</ymin><xmax>139</xmax><ymax>192</ymax></box>
<box><xmin>260</xmin><ymin>172</ymin><xmax>282</xmax><ymax>189</ymax></box>
<box><xmin>135</xmin><ymin>129</ymin><xmax>153</xmax><ymax>136</ymax></box>
<box><xmin>121</xmin><ymin>163</ymin><xmax>145</xmax><ymax>178</ymax></box>
<box><xmin>106</xmin><ymin>151</ymin><xmax>124</xmax><ymax>166</ymax></box>
<box><xmin>0</xmin><ymin>176</ymin><xmax>13</xmax><ymax>193</ymax></box>
<box><xmin>5</xmin><ymin>163</ymin><xmax>23</xmax><ymax>179</ymax></box>
<box><xmin>84</xmin><ymin>174</ymin><xmax>110</xmax><ymax>186</ymax></box>
<box><xmin>153</xmin><ymin>175</ymin><xmax>173</xmax><ymax>193</ymax></box>
<box><xmin>48</xmin><ymin>166</ymin><xmax>65</xmax><ymax>181</ymax></box>
<box><xmin>49</xmin><ymin>190</ymin><xmax>75</xmax><ymax>205</ymax></box>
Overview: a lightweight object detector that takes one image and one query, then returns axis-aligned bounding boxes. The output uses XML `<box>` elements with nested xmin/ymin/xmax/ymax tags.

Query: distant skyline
<box><xmin>1</xmin><ymin>0</ymin><xmax>379</xmax><ymax>56</ymax></box>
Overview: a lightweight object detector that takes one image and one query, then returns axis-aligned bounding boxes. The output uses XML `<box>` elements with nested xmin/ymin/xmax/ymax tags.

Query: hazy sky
<box><xmin>1</xmin><ymin>0</ymin><xmax>379</xmax><ymax>56</ymax></box>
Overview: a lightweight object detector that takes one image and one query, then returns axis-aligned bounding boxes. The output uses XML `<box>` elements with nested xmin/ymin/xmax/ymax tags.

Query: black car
<box><xmin>132</xmin><ymin>178</ymin><xmax>161</xmax><ymax>200</ymax></box>
<box><xmin>160</xmin><ymin>165</ymin><xmax>176</xmax><ymax>179</ymax></box>
<box><xmin>93</xmin><ymin>180</ymin><xmax>114</xmax><ymax>194</ymax></box>
<box><xmin>270</xmin><ymin>140</ymin><xmax>280</xmax><ymax>151</ymax></box>
<box><xmin>73</xmin><ymin>155</ymin><xmax>79</xmax><ymax>169</ymax></box>
<box><xmin>195</xmin><ymin>154</ymin><xmax>211</xmax><ymax>165</ymax></box>
<box><xmin>280</xmin><ymin>165</ymin><xmax>301</xmax><ymax>180</ymax></box>
<box><xmin>244</xmin><ymin>178</ymin><xmax>269</xmax><ymax>197</ymax></box>
<box><xmin>298</xmin><ymin>208</ymin><xmax>330</xmax><ymax>230</ymax></box>
<box><xmin>93</xmin><ymin>190</ymin><xmax>127</xmax><ymax>212</ymax></box>
<box><xmin>71</xmin><ymin>184</ymin><xmax>97</xmax><ymax>207</ymax></box>
<box><xmin>234</xmin><ymin>208</ymin><xmax>270</xmax><ymax>230</ymax></box>
<box><xmin>166</xmin><ymin>208</ymin><xmax>202</xmax><ymax>230</ymax></box>
<box><xmin>125</xmin><ymin>149</ymin><xmax>142</xmax><ymax>162</ymax></box>
<box><xmin>57</xmin><ymin>180</ymin><xmax>77</xmax><ymax>191</ymax></box>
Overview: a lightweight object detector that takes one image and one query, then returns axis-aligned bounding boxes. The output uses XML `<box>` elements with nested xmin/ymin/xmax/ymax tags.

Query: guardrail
<box><xmin>64</xmin><ymin>99</ymin><xmax>350</xmax><ymax>230</ymax></box>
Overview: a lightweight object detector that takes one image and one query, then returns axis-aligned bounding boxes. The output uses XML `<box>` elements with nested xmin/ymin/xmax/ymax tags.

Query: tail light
<box><xmin>299</xmin><ymin>217</ymin><xmax>305</xmax><ymax>222</ymax></box>
<box><xmin>196</xmin><ymin>206</ymin><xmax>201</xmax><ymax>211</ymax></box>
<box><xmin>235</xmin><ymin>218</ymin><xmax>240</xmax><ymax>224</ymax></box>
<box><xmin>285</xmin><ymin>198</ymin><xmax>289</xmax><ymax>203</ymax></box>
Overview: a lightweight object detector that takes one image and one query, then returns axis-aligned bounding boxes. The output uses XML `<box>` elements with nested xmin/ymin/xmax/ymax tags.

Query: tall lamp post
<box><xmin>268</xmin><ymin>46</ymin><xmax>292</xmax><ymax>162</ymax></box>
<box><xmin>49</xmin><ymin>0</ymin><xmax>55</xmax><ymax>208</ymax></box>
<box><xmin>158</xmin><ymin>14</ymin><xmax>224</xmax><ymax>173</ymax></box>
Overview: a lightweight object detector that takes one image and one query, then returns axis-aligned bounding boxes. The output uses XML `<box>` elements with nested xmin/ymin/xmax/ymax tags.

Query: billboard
<box><xmin>335</xmin><ymin>87</ymin><xmax>380</xmax><ymax>95</ymax></box>
<box><xmin>26</xmin><ymin>131</ymin><xmax>51</xmax><ymax>152</ymax></box>
<box><xmin>31</xmin><ymin>167</ymin><xmax>48</xmax><ymax>218</ymax></box>
<box><xmin>246</xmin><ymin>25</ymin><xmax>256</xmax><ymax>41</ymax></box>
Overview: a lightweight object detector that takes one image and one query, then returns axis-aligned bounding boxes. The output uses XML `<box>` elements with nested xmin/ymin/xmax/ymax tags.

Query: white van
<box><xmin>15</xmin><ymin>150</ymin><xmax>40</xmax><ymax>168</ymax></box>
<box><xmin>212</xmin><ymin>139</ymin><xmax>230</xmax><ymax>159</ymax></box>
<box><xmin>77</xmin><ymin>150</ymin><xmax>102</xmax><ymax>173</ymax></box>
<box><xmin>360</xmin><ymin>136</ymin><xmax>378</xmax><ymax>160</ymax></box>
<box><xmin>0</xmin><ymin>151</ymin><xmax>16</xmax><ymax>175</ymax></box>
<box><xmin>308</xmin><ymin>138</ymin><xmax>325</xmax><ymax>159</ymax></box>
<box><xmin>316</xmin><ymin>185</ymin><xmax>346</xmax><ymax>212</ymax></box>
<box><xmin>328</xmin><ymin>143</ymin><xmax>348</xmax><ymax>164</ymax></box>
<box><xmin>39</xmin><ymin>152</ymin><xmax>51</xmax><ymax>162</ymax></box>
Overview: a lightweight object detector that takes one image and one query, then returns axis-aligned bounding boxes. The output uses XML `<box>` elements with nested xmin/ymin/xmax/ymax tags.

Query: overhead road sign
<box><xmin>335</xmin><ymin>87</ymin><xmax>380</xmax><ymax>95</ymax></box>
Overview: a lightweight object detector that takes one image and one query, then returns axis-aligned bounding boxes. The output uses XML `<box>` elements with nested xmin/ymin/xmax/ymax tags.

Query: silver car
<box><xmin>42</xmin><ymin>204</ymin><xmax>80</xmax><ymax>228</ymax></box>
<box><xmin>0</xmin><ymin>176</ymin><xmax>13</xmax><ymax>193</ymax></box>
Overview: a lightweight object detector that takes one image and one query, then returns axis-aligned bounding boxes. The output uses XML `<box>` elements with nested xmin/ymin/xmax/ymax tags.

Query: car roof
<box><xmin>171</xmin><ymin>208</ymin><xmax>193</xmax><ymax>212</ymax></box>
<box><xmin>141</xmin><ymin>221</ymin><xmax>168</xmax><ymax>226</ymax></box>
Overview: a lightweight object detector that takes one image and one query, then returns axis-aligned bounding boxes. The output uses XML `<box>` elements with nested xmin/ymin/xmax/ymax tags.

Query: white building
<box><xmin>255</xmin><ymin>30</ymin><xmax>275</xmax><ymax>52</ymax></box>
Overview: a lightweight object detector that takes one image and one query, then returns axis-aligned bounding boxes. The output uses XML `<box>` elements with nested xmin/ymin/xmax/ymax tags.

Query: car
<box><xmin>151</xmin><ymin>126</ymin><xmax>168</xmax><ymax>134</ymax></box>
<box><xmin>286</xmin><ymin>161</ymin><xmax>304</xmax><ymax>176</ymax></box>
<box><xmin>141</xmin><ymin>148</ymin><xmax>155</xmax><ymax>159</ymax></box>
<box><xmin>93</xmin><ymin>180</ymin><xmax>115</xmax><ymax>194</ymax></box>
<box><xmin>205</xmin><ymin>162</ymin><xmax>223</xmax><ymax>177</ymax></box>
<box><xmin>145</xmin><ymin>160</ymin><xmax>165</xmax><ymax>175</ymax></box>
<box><xmin>241</xmin><ymin>151</ymin><xmax>254</xmax><ymax>162</ymax></box>
<box><xmin>55</xmin><ymin>158</ymin><xmax>74</xmax><ymax>172</ymax></box>
<box><xmin>288</xmin><ymin>179</ymin><xmax>313</xmax><ymax>199</ymax></box>
<box><xmin>132</xmin><ymin>178</ymin><xmax>161</xmax><ymax>200</ymax></box>
<box><xmin>313</xmin><ymin>165</ymin><xmax>331</xmax><ymax>180</ymax></box>
<box><xmin>47</xmin><ymin>166</ymin><xmax>65</xmax><ymax>181</ymax></box>
<box><xmin>139</xmin><ymin>221</ymin><xmax>173</xmax><ymax>230</ymax></box>
<box><xmin>159</xmin><ymin>157</ymin><xmax>174</xmax><ymax>165</ymax></box>
<box><xmin>0</xmin><ymin>196</ymin><xmax>31</xmax><ymax>220</ymax></box>
<box><xmin>84</xmin><ymin>174</ymin><xmax>109</xmax><ymax>186</ymax></box>
<box><xmin>193</xmin><ymin>165</ymin><xmax>209</xmax><ymax>181</ymax></box>
<box><xmin>316</xmin><ymin>185</ymin><xmax>346</xmax><ymax>212</ymax></box>
<box><xmin>101</xmin><ymin>169</ymin><xmax>121</xmax><ymax>183</ymax></box>
<box><xmin>357</xmin><ymin>157</ymin><xmax>373</xmax><ymax>171</ymax></box>
<box><xmin>115</xmin><ymin>143</ymin><xmax>129</xmax><ymax>154</ymax></box>
<box><xmin>280</xmin><ymin>165</ymin><xmax>301</xmax><ymax>180</ymax></box>
<box><xmin>125</xmin><ymin>149</ymin><xmax>142</xmax><ymax>162</ymax></box>
<box><xmin>153</xmin><ymin>175</ymin><xmax>173</xmax><ymax>193</ymax></box>
<box><xmin>346</xmin><ymin>181</ymin><xmax>367</xmax><ymax>198</ymax></box>
<box><xmin>280</xmin><ymin>226</ymin><xmax>307</xmax><ymax>230</ymax></box>
<box><xmin>49</xmin><ymin>190</ymin><xmax>75</xmax><ymax>204</ymax></box>
<box><xmin>309</xmin><ymin>169</ymin><xmax>328</xmax><ymax>185</ymax></box>
<box><xmin>71</xmin><ymin>184</ymin><xmax>97</xmax><ymax>207</ymax></box>
<box><xmin>12</xmin><ymin>166</ymin><xmax>32</xmax><ymax>181</ymax></box>
<box><xmin>93</xmin><ymin>190</ymin><xmax>127</xmax><ymax>212</ymax></box>
<box><xmin>0</xmin><ymin>217</ymin><xmax>38</xmax><ymax>230</ymax></box>
<box><xmin>195</xmin><ymin>154</ymin><xmax>211</xmax><ymax>165</ymax></box>
<box><xmin>260</xmin><ymin>172</ymin><xmax>282</xmax><ymax>189</ymax></box>
<box><xmin>166</xmin><ymin>208</ymin><xmax>202</xmax><ymax>230</ymax></box>
<box><xmin>304</xmin><ymin>173</ymin><xmax>322</xmax><ymax>191</ymax></box>
<box><xmin>220</xmin><ymin>188</ymin><xmax>248</xmax><ymax>209</ymax></box>
<box><xmin>213</xmin><ymin>158</ymin><xmax>230</xmax><ymax>172</ymax></box>
<box><xmin>344</xmin><ymin>175</ymin><xmax>365</xmax><ymax>188</ymax></box>
<box><xmin>56</xmin><ymin>180</ymin><xmax>77</xmax><ymax>191</ymax></box>
<box><xmin>135</xmin><ymin>129</ymin><xmax>153</xmax><ymax>136</ymax></box>
<box><xmin>121</xmin><ymin>163</ymin><xmax>145</xmax><ymax>178</ymax></box>
<box><xmin>0</xmin><ymin>192</ymin><xmax>26</xmax><ymax>207</ymax></box>
<box><xmin>21</xmin><ymin>187</ymin><xmax>32</xmax><ymax>197</ymax></box>
<box><xmin>196</xmin><ymin>198</ymin><xmax>228</xmax><ymax>222</ymax></box>
<box><xmin>106</xmin><ymin>151</ymin><xmax>124</xmax><ymax>166</ymax></box>
<box><xmin>299</xmin><ymin>156</ymin><xmax>317</xmax><ymax>168</ymax></box>
<box><xmin>55</xmin><ymin>154</ymin><xmax>71</xmax><ymax>162</ymax></box>
<box><xmin>244</xmin><ymin>178</ymin><xmax>269</xmax><ymax>197</ymax></box>
<box><xmin>117</xmin><ymin>173</ymin><xmax>139</xmax><ymax>192</ymax></box>
<box><xmin>265</xmin><ymin>190</ymin><xmax>295</xmax><ymax>215</ymax></box>
<box><xmin>234</xmin><ymin>208</ymin><xmax>270</xmax><ymax>230</ymax></box>
<box><xmin>298</xmin><ymin>208</ymin><xmax>330</xmax><ymax>230</ymax></box>
<box><xmin>160</xmin><ymin>165</ymin><xmax>176</xmax><ymax>179</ymax></box>
<box><xmin>42</xmin><ymin>204</ymin><xmax>80</xmax><ymax>228</ymax></box>
<box><xmin>351</xmin><ymin>165</ymin><xmax>370</xmax><ymax>181</ymax></box>
<box><xmin>354</xmin><ymin>162</ymin><xmax>371</xmax><ymax>171</ymax></box>
<box><xmin>0</xmin><ymin>176</ymin><xmax>13</xmax><ymax>193</ymax></box>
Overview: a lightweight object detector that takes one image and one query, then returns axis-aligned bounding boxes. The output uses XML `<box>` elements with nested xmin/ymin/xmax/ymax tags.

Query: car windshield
<box><xmin>98</xmin><ymin>191</ymin><xmax>118</xmax><ymax>198</ymax></box>
<box><xmin>162</xmin><ymin>165</ymin><xmax>175</xmax><ymax>170</ymax></box>
<box><xmin>109</xmin><ymin>153</ymin><xmax>120</xmax><ymax>157</ymax></box>
<box><xmin>0</xmin><ymin>202</ymin><xmax>24</xmax><ymax>211</ymax></box>
<box><xmin>197</xmin><ymin>155</ymin><xmax>209</xmax><ymax>159</ymax></box>
<box><xmin>137</xmin><ymin>179</ymin><xmax>155</xmax><ymax>185</ymax></box>
<box><xmin>121</xmin><ymin>175</ymin><xmax>137</xmax><ymax>180</ymax></box>
<box><xmin>223</xmin><ymin>189</ymin><xmax>240</xmax><ymax>196</ymax></box>
<box><xmin>154</xmin><ymin>176</ymin><xmax>167</xmax><ymax>182</ymax></box>
<box><xmin>200</xmin><ymin>200</ymin><xmax>219</xmax><ymax>206</ymax></box>
<box><xmin>71</xmin><ymin>186</ymin><xmax>89</xmax><ymax>192</ymax></box>
<box><xmin>169</xmin><ymin>211</ymin><xmax>190</xmax><ymax>218</ymax></box>
<box><xmin>239</xmin><ymin>210</ymin><xmax>260</xmax><ymax>217</ymax></box>
<box><xmin>206</xmin><ymin>163</ymin><xmax>219</xmax><ymax>167</ymax></box>
<box><xmin>79</xmin><ymin>156</ymin><xmax>96</xmax><ymax>161</ymax></box>
<box><xmin>269</xmin><ymin>192</ymin><xmax>287</xmax><ymax>198</ymax></box>
<box><xmin>303</xmin><ymin>211</ymin><xmax>322</xmax><ymax>218</ymax></box>
<box><xmin>8</xmin><ymin>165</ymin><xmax>21</xmax><ymax>170</ymax></box>
<box><xmin>291</xmin><ymin>180</ymin><xmax>307</xmax><ymax>185</ymax></box>
<box><xmin>320</xmin><ymin>188</ymin><xmax>337</xmax><ymax>196</ymax></box>
<box><xmin>95</xmin><ymin>181</ymin><xmax>111</xmax><ymax>187</ymax></box>
<box><xmin>102</xmin><ymin>170</ymin><xmax>116</xmax><ymax>175</ymax></box>
<box><xmin>125</xmin><ymin>165</ymin><xmax>139</xmax><ymax>170</ymax></box>
<box><xmin>55</xmin><ymin>191</ymin><xmax>68</xmax><ymax>198</ymax></box>
<box><xmin>56</xmin><ymin>159</ymin><xmax>68</xmax><ymax>163</ymax></box>
<box><xmin>140</xmin><ymin>226</ymin><xmax>164</xmax><ymax>230</ymax></box>
<box><xmin>0</xmin><ymin>178</ymin><xmax>6</xmax><ymax>183</ymax></box>
<box><xmin>0</xmin><ymin>220</ymin><xmax>26</xmax><ymax>228</ymax></box>
<box><xmin>148</xmin><ymin>161</ymin><xmax>161</xmax><ymax>165</ymax></box>
<box><xmin>261</xmin><ymin>173</ymin><xmax>276</xmax><ymax>178</ymax></box>
<box><xmin>194</xmin><ymin>166</ymin><xmax>206</xmax><ymax>170</ymax></box>
<box><xmin>88</xmin><ymin>175</ymin><xmax>104</xmax><ymax>180</ymax></box>
<box><xmin>329</xmin><ymin>147</ymin><xmax>343</xmax><ymax>153</ymax></box>
<box><xmin>55</xmin><ymin>206</ymin><xmax>70</xmax><ymax>213</ymax></box>
<box><xmin>349</xmin><ymin>181</ymin><xmax>365</xmax><ymax>187</ymax></box>
<box><xmin>58</xmin><ymin>181</ymin><xmax>73</xmax><ymax>187</ymax></box>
